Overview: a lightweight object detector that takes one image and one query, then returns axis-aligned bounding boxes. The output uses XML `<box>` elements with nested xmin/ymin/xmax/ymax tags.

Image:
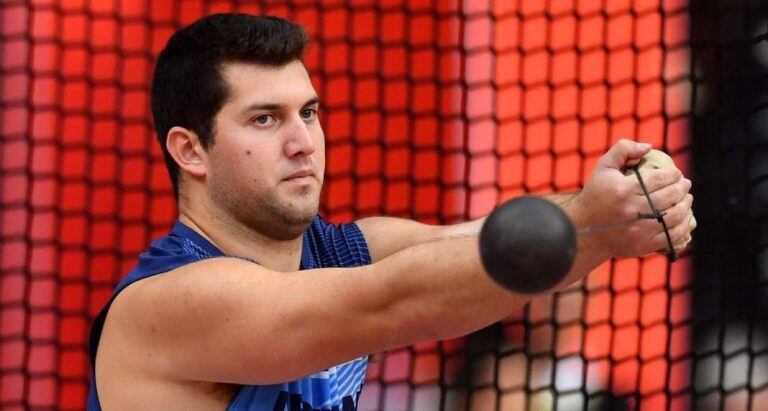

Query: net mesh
<box><xmin>1</xmin><ymin>0</ymin><xmax>765</xmax><ymax>410</ymax></box>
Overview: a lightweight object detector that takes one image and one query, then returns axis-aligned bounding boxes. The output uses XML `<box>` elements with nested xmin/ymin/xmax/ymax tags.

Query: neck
<box><xmin>178</xmin><ymin>206</ymin><xmax>305</xmax><ymax>273</ymax></box>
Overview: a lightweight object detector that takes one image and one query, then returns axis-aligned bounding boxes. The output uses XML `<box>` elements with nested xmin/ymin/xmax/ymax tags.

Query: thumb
<box><xmin>598</xmin><ymin>139</ymin><xmax>652</xmax><ymax>170</ymax></box>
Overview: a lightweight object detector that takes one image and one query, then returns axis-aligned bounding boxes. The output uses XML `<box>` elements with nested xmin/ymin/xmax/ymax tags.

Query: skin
<box><xmin>95</xmin><ymin>60</ymin><xmax>694</xmax><ymax>409</ymax></box>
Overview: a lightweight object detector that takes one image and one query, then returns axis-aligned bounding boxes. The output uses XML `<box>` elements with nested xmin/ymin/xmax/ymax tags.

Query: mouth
<box><xmin>283</xmin><ymin>170</ymin><xmax>315</xmax><ymax>184</ymax></box>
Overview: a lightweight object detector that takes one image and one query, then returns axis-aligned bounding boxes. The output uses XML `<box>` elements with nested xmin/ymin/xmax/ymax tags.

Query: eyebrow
<box><xmin>240</xmin><ymin>97</ymin><xmax>320</xmax><ymax>115</ymax></box>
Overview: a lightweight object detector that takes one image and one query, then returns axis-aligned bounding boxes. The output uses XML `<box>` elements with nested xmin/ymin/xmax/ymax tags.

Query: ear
<box><xmin>166</xmin><ymin>126</ymin><xmax>208</xmax><ymax>178</ymax></box>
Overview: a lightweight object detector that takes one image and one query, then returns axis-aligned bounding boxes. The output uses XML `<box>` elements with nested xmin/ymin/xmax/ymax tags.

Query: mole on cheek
<box><xmin>246</xmin><ymin>150</ymin><xmax>251</xmax><ymax>155</ymax></box>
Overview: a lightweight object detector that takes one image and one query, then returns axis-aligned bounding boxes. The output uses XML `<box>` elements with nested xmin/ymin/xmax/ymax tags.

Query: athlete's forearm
<box><xmin>349</xmin><ymin>191</ymin><xmax>605</xmax><ymax>349</ymax></box>
<box><xmin>405</xmin><ymin>191</ymin><xmax>604</xmax><ymax>311</ymax></box>
<box><xmin>437</xmin><ymin>192</ymin><xmax>579</xmax><ymax>239</ymax></box>
<box><xmin>369</xmin><ymin>235</ymin><xmax>516</xmax><ymax>346</ymax></box>
<box><xmin>370</xmin><ymin>224</ymin><xmax>605</xmax><ymax>347</ymax></box>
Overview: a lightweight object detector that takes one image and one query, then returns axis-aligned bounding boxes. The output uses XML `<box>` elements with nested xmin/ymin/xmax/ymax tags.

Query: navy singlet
<box><xmin>87</xmin><ymin>216</ymin><xmax>372</xmax><ymax>410</ymax></box>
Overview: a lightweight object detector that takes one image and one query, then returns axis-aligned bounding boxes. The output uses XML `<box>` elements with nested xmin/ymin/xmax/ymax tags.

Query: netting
<box><xmin>1</xmin><ymin>0</ymin><xmax>766</xmax><ymax>410</ymax></box>
<box><xmin>687</xmin><ymin>1</ymin><xmax>768</xmax><ymax>410</ymax></box>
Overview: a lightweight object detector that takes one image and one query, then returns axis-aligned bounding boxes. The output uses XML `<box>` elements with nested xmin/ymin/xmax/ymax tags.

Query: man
<box><xmin>87</xmin><ymin>13</ymin><xmax>694</xmax><ymax>410</ymax></box>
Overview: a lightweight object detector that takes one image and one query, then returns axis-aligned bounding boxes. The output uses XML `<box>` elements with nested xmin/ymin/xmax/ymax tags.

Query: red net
<box><xmin>1</xmin><ymin>1</ymin><xmax>708</xmax><ymax>409</ymax></box>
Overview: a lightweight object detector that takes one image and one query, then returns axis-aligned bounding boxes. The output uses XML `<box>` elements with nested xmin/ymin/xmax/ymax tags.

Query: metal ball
<box><xmin>479</xmin><ymin>196</ymin><xmax>577</xmax><ymax>294</ymax></box>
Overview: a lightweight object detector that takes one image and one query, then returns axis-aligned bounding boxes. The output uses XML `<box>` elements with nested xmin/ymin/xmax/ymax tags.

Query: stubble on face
<box><xmin>209</xmin><ymin>168</ymin><xmax>320</xmax><ymax>241</ymax></box>
<box><xmin>205</xmin><ymin>61</ymin><xmax>325</xmax><ymax>242</ymax></box>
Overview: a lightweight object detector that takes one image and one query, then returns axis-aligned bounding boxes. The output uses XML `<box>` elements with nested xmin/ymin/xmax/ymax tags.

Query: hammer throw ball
<box><xmin>626</xmin><ymin>149</ymin><xmax>696</xmax><ymax>252</ymax></box>
<box><xmin>479</xmin><ymin>196</ymin><xmax>577</xmax><ymax>294</ymax></box>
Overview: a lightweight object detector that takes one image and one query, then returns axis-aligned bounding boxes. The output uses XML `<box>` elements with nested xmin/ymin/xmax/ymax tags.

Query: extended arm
<box><xmin>357</xmin><ymin>140</ymin><xmax>693</xmax><ymax>265</ymax></box>
<box><xmin>357</xmin><ymin>191</ymin><xmax>641</xmax><ymax>264</ymax></box>
<box><xmin>355</xmin><ymin>193</ymin><xmax>577</xmax><ymax>263</ymax></box>
<box><xmin>102</xmin><ymin>225</ymin><xmax>606</xmax><ymax>389</ymax></box>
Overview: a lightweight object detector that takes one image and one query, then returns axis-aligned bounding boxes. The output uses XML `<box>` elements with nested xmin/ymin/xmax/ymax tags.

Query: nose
<box><xmin>283</xmin><ymin>115</ymin><xmax>316</xmax><ymax>158</ymax></box>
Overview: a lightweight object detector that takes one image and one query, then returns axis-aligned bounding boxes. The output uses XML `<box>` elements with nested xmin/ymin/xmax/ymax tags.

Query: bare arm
<box><xmin>358</xmin><ymin>142</ymin><xmax>693</xmax><ymax>265</ymax></box>
<box><xmin>356</xmin><ymin>191</ymin><xmax>576</xmax><ymax>263</ymax></box>
<box><xmin>107</xmin><ymin>229</ymin><xmax>604</xmax><ymax>387</ymax></box>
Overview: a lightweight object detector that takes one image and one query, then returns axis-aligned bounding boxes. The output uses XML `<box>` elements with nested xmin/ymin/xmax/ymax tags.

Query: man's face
<box><xmin>205</xmin><ymin>60</ymin><xmax>325</xmax><ymax>240</ymax></box>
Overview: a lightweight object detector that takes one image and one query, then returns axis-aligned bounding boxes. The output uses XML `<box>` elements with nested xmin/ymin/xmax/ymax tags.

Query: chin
<box><xmin>286</xmin><ymin>191</ymin><xmax>319</xmax><ymax>217</ymax></box>
<box><xmin>248</xmin><ymin>190</ymin><xmax>319</xmax><ymax>240</ymax></box>
<box><xmin>269</xmin><ymin>216</ymin><xmax>314</xmax><ymax>241</ymax></box>
<box><xmin>293</xmin><ymin>205</ymin><xmax>318</xmax><ymax>226</ymax></box>
<box><xmin>272</xmin><ymin>203</ymin><xmax>318</xmax><ymax>238</ymax></box>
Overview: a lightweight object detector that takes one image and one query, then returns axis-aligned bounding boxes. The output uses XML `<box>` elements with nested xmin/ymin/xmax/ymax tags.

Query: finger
<box><xmin>624</xmin><ymin>157</ymin><xmax>644</xmax><ymax>169</ymax></box>
<box><xmin>631</xmin><ymin>193</ymin><xmax>691</xmax><ymax>233</ymax></box>
<box><xmin>673</xmin><ymin>234</ymin><xmax>692</xmax><ymax>251</ymax></box>
<box><xmin>672</xmin><ymin>211</ymin><xmax>696</xmax><ymax>251</ymax></box>
<box><xmin>643</xmin><ymin>177</ymin><xmax>691</xmax><ymax>210</ymax></box>
<box><xmin>651</xmin><ymin>211</ymin><xmax>693</xmax><ymax>251</ymax></box>
<box><xmin>659</xmin><ymin>194</ymin><xmax>694</xmax><ymax>229</ymax></box>
<box><xmin>632</xmin><ymin>168</ymin><xmax>683</xmax><ymax>194</ymax></box>
<box><xmin>598</xmin><ymin>139</ymin><xmax>652</xmax><ymax>170</ymax></box>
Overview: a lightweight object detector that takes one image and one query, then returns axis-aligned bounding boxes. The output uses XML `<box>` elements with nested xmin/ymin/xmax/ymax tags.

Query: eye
<box><xmin>300</xmin><ymin>108</ymin><xmax>317</xmax><ymax>120</ymax></box>
<box><xmin>253</xmin><ymin>114</ymin><xmax>275</xmax><ymax>126</ymax></box>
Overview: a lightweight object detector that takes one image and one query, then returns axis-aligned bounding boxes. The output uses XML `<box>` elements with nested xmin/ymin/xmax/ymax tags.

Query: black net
<box><xmin>688</xmin><ymin>1</ymin><xmax>768</xmax><ymax>409</ymax></box>
<box><xmin>0</xmin><ymin>0</ymin><xmax>765</xmax><ymax>410</ymax></box>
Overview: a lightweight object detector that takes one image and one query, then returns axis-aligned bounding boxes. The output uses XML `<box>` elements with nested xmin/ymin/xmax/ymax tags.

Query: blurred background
<box><xmin>1</xmin><ymin>0</ymin><xmax>766</xmax><ymax>409</ymax></box>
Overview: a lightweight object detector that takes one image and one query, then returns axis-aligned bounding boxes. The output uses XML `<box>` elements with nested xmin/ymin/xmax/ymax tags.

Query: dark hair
<box><xmin>151</xmin><ymin>13</ymin><xmax>309</xmax><ymax>196</ymax></box>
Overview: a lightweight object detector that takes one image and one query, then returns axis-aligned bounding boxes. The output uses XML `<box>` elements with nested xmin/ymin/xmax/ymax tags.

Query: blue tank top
<box><xmin>87</xmin><ymin>216</ymin><xmax>372</xmax><ymax>410</ymax></box>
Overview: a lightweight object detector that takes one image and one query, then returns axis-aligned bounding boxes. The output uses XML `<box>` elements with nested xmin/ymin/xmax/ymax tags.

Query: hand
<box><xmin>571</xmin><ymin>139</ymin><xmax>694</xmax><ymax>259</ymax></box>
<box><xmin>625</xmin><ymin>149</ymin><xmax>697</xmax><ymax>253</ymax></box>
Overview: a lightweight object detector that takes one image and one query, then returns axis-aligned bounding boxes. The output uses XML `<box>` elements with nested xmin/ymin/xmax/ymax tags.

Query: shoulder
<box><xmin>110</xmin><ymin>257</ymin><xmax>264</xmax><ymax>322</ymax></box>
<box><xmin>99</xmin><ymin>257</ymin><xmax>269</xmax><ymax>368</ymax></box>
<box><xmin>95</xmin><ymin>258</ymin><xmax>272</xmax><ymax>404</ymax></box>
<box><xmin>104</xmin><ymin>258</ymin><xmax>260</xmax><ymax>350</ymax></box>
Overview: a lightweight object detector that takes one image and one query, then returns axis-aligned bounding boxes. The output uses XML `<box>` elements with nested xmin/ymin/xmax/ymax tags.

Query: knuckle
<box><xmin>666</xmin><ymin>169</ymin><xmax>681</xmax><ymax>183</ymax></box>
<box><xmin>615</xmin><ymin>185</ymin><xmax>629</xmax><ymax>200</ymax></box>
